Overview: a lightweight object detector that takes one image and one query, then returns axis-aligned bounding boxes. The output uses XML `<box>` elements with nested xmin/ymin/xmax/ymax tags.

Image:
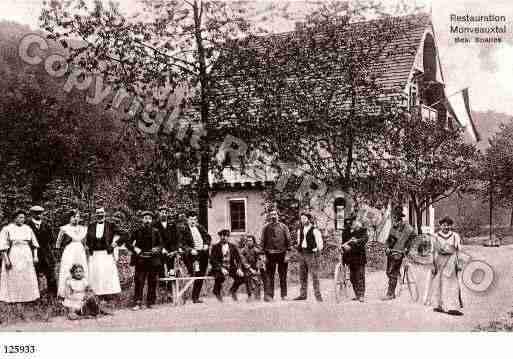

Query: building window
<box><xmin>228</xmin><ymin>199</ymin><xmax>246</xmax><ymax>233</ymax></box>
<box><xmin>421</xmin><ymin>105</ymin><xmax>438</xmax><ymax>122</ymax></box>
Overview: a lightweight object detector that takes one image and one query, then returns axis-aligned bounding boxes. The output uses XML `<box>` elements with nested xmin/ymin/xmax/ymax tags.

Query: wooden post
<box><xmin>489</xmin><ymin>180</ymin><xmax>493</xmax><ymax>246</ymax></box>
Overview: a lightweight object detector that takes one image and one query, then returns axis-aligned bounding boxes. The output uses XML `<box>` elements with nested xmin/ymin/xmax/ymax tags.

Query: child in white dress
<box><xmin>63</xmin><ymin>264</ymin><xmax>100</xmax><ymax>320</ymax></box>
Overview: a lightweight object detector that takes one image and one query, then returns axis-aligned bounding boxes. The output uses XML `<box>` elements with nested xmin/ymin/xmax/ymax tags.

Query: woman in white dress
<box><xmin>0</xmin><ymin>209</ymin><xmax>40</xmax><ymax>310</ymax></box>
<box><xmin>56</xmin><ymin>209</ymin><xmax>88</xmax><ymax>298</ymax></box>
<box><xmin>432</xmin><ymin>216</ymin><xmax>464</xmax><ymax>316</ymax></box>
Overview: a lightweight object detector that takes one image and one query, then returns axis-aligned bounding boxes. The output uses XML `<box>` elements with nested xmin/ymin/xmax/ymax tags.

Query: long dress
<box><xmin>56</xmin><ymin>224</ymin><xmax>88</xmax><ymax>298</ymax></box>
<box><xmin>432</xmin><ymin>230</ymin><xmax>462</xmax><ymax>311</ymax></box>
<box><xmin>0</xmin><ymin>223</ymin><xmax>40</xmax><ymax>303</ymax></box>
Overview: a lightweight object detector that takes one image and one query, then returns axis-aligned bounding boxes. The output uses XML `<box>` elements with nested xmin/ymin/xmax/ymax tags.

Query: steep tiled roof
<box><xmin>214</xmin><ymin>13</ymin><xmax>431</xmax><ymax>101</ymax></box>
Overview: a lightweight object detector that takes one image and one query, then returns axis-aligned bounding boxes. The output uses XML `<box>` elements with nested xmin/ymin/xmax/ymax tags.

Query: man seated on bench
<box><xmin>240</xmin><ymin>235</ymin><xmax>266</xmax><ymax>301</ymax></box>
<box><xmin>177</xmin><ymin>211</ymin><xmax>211</xmax><ymax>304</ymax></box>
<box><xmin>209</xmin><ymin>229</ymin><xmax>244</xmax><ymax>302</ymax></box>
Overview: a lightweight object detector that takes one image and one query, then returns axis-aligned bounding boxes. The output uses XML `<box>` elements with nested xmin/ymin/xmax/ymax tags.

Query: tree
<box><xmin>215</xmin><ymin>3</ymin><xmax>427</xmax><ymax>216</ymax></box>
<box><xmin>0</xmin><ymin>21</ymin><xmax>132</xmax><ymax>213</ymax></box>
<box><xmin>40</xmin><ymin>0</ymin><xmax>287</xmax><ymax>228</ymax></box>
<box><xmin>375</xmin><ymin>110</ymin><xmax>480</xmax><ymax>234</ymax></box>
<box><xmin>481</xmin><ymin>121</ymin><xmax>513</xmax><ymax>228</ymax></box>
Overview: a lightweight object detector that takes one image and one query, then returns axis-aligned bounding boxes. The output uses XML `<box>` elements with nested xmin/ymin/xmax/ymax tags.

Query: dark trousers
<box><xmin>36</xmin><ymin>257</ymin><xmax>57</xmax><ymax>296</ymax></box>
<box><xmin>212</xmin><ymin>269</ymin><xmax>245</xmax><ymax>296</ymax></box>
<box><xmin>298</xmin><ymin>252</ymin><xmax>322</xmax><ymax>299</ymax></box>
<box><xmin>264</xmin><ymin>252</ymin><xmax>288</xmax><ymax>299</ymax></box>
<box><xmin>245</xmin><ymin>268</ymin><xmax>265</xmax><ymax>298</ymax></box>
<box><xmin>386</xmin><ymin>253</ymin><xmax>404</xmax><ymax>296</ymax></box>
<box><xmin>348</xmin><ymin>262</ymin><xmax>366</xmax><ymax>299</ymax></box>
<box><xmin>134</xmin><ymin>260</ymin><xmax>159</xmax><ymax>305</ymax></box>
<box><xmin>184</xmin><ymin>250</ymin><xmax>209</xmax><ymax>301</ymax></box>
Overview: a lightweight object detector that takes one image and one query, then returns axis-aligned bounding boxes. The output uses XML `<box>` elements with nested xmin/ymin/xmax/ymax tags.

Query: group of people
<box><xmin>0</xmin><ymin>201</ymin><xmax>464</xmax><ymax>321</ymax></box>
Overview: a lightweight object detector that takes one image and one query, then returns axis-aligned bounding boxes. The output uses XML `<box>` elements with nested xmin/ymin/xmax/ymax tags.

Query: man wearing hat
<box><xmin>27</xmin><ymin>205</ymin><xmax>58</xmax><ymax>297</ymax></box>
<box><xmin>153</xmin><ymin>206</ymin><xmax>179</xmax><ymax>279</ymax></box>
<box><xmin>209</xmin><ymin>229</ymin><xmax>244</xmax><ymax>302</ymax></box>
<box><xmin>127</xmin><ymin>210</ymin><xmax>163</xmax><ymax>310</ymax></box>
<box><xmin>382</xmin><ymin>206</ymin><xmax>417</xmax><ymax>301</ymax></box>
<box><xmin>341</xmin><ymin>205</ymin><xmax>369</xmax><ymax>302</ymax></box>
<box><xmin>177</xmin><ymin>210</ymin><xmax>211</xmax><ymax>304</ymax></box>
<box><xmin>86</xmin><ymin>207</ymin><xmax>123</xmax><ymax>300</ymax></box>
<box><xmin>294</xmin><ymin>213</ymin><xmax>324</xmax><ymax>302</ymax></box>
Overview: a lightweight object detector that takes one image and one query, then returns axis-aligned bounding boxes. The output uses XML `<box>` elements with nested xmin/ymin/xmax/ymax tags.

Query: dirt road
<box><xmin>3</xmin><ymin>245</ymin><xmax>511</xmax><ymax>331</ymax></box>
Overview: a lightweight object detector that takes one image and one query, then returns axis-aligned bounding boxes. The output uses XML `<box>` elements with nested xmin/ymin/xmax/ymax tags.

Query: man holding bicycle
<box><xmin>382</xmin><ymin>206</ymin><xmax>416</xmax><ymax>301</ymax></box>
<box><xmin>341</xmin><ymin>211</ymin><xmax>369</xmax><ymax>302</ymax></box>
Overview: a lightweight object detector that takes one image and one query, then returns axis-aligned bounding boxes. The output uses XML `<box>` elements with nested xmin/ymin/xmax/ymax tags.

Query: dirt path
<box><xmin>3</xmin><ymin>245</ymin><xmax>511</xmax><ymax>331</ymax></box>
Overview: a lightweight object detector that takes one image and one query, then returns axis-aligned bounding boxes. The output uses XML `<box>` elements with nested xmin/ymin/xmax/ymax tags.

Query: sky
<box><xmin>1</xmin><ymin>0</ymin><xmax>512</xmax><ymax>115</ymax></box>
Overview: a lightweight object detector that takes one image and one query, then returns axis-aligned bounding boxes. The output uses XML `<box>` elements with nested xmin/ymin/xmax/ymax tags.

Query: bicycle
<box><xmin>159</xmin><ymin>250</ymin><xmax>188</xmax><ymax>304</ymax></box>
<box><xmin>333</xmin><ymin>249</ymin><xmax>352</xmax><ymax>303</ymax></box>
<box><xmin>395</xmin><ymin>260</ymin><xmax>419</xmax><ymax>302</ymax></box>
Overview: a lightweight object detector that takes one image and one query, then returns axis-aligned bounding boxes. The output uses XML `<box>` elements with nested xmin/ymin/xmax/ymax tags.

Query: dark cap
<box><xmin>218</xmin><ymin>229</ymin><xmax>230</xmax><ymax>237</ymax></box>
<box><xmin>392</xmin><ymin>206</ymin><xmax>405</xmax><ymax>218</ymax></box>
<box><xmin>140</xmin><ymin>210</ymin><xmax>155</xmax><ymax>218</ymax></box>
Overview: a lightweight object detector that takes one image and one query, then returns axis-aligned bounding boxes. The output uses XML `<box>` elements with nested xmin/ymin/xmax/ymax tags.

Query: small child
<box><xmin>63</xmin><ymin>264</ymin><xmax>100</xmax><ymax>320</ymax></box>
<box><xmin>240</xmin><ymin>235</ymin><xmax>266</xmax><ymax>301</ymax></box>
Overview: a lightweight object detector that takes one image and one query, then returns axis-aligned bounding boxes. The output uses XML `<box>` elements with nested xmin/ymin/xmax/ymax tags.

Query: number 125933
<box><xmin>2</xmin><ymin>345</ymin><xmax>36</xmax><ymax>354</ymax></box>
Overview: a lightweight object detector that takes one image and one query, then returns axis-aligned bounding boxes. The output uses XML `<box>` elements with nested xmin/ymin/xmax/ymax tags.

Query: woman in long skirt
<box><xmin>56</xmin><ymin>209</ymin><xmax>88</xmax><ymax>298</ymax></box>
<box><xmin>432</xmin><ymin>216</ymin><xmax>463</xmax><ymax>316</ymax></box>
<box><xmin>0</xmin><ymin>209</ymin><xmax>40</xmax><ymax>315</ymax></box>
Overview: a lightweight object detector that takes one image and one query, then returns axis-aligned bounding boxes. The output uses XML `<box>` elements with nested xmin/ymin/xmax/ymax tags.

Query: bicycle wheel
<box><xmin>395</xmin><ymin>269</ymin><xmax>405</xmax><ymax>298</ymax></box>
<box><xmin>333</xmin><ymin>262</ymin><xmax>347</xmax><ymax>303</ymax></box>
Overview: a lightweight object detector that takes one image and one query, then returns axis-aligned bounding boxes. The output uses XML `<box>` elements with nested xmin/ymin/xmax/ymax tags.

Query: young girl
<box><xmin>63</xmin><ymin>264</ymin><xmax>100</xmax><ymax>320</ymax></box>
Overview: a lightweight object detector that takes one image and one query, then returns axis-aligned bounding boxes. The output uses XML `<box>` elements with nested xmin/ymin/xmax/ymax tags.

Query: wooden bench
<box><xmin>159</xmin><ymin>273</ymin><xmax>215</xmax><ymax>306</ymax></box>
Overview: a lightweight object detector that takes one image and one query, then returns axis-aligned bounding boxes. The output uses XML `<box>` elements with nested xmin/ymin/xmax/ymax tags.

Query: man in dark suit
<box><xmin>177</xmin><ymin>210</ymin><xmax>211</xmax><ymax>304</ymax></box>
<box><xmin>27</xmin><ymin>205</ymin><xmax>58</xmax><ymax>297</ymax></box>
<box><xmin>209</xmin><ymin>229</ymin><xmax>244</xmax><ymax>302</ymax></box>
<box><xmin>382</xmin><ymin>206</ymin><xmax>417</xmax><ymax>301</ymax></box>
<box><xmin>85</xmin><ymin>207</ymin><xmax>123</xmax><ymax>300</ymax></box>
<box><xmin>341</xmin><ymin>209</ymin><xmax>369</xmax><ymax>302</ymax></box>
<box><xmin>126</xmin><ymin>211</ymin><xmax>163</xmax><ymax>310</ymax></box>
<box><xmin>153</xmin><ymin>206</ymin><xmax>178</xmax><ymax>277</ymax></box>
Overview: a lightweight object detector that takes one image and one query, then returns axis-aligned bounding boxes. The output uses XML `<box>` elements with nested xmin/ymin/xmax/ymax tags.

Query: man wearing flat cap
<box><xmin>28</xmin><ymin>205</ymin><xmax>58</xmax><ymax>297</ymax></box>
<box><xmin>341</xmin><ymin>201</ymin><xmax>368</xmax><ymax>302</ymax></box>
<box><xmin>382</xmin><ymin>206</ymin><xmax>417</xmax><ymax>301</ymax></box>
<box><xmin>85</xmin><ymin>207</ymin><xmax>123</xmax><ymax>299</ymax></box>
<box><xmin>127</xmin><ymin>210</ymin><xmax>163</xmax><ymax>310</ymax></box>
<box><xmin>209</xmin><ymin>229</ymin><xmax>244</xmax><ymax>302</ymax></box>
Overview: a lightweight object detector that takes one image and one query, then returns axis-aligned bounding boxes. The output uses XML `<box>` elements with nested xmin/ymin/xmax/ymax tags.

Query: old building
<box><xmin>199</xmin><ymin>13</ymin><xmax>470</xmax><ymax>239</ymax></box>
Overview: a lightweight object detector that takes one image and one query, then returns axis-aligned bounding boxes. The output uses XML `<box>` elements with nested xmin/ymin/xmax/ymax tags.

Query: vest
<box><xmin>390</xmin><ymin>223</ymin><xmax>415</xmax><ymax>252</ymax></box>
<box><xmin>298</xmin><ymin>226</ymin><xmax>317</xmax><ymax>253</ymax></box>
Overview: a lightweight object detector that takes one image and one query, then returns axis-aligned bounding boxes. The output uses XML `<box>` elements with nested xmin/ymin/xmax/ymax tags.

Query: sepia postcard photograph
<box><xmin>0</xmin><ymin>0</ymin><xmax>512</xmax><ymax>343</ymax></box>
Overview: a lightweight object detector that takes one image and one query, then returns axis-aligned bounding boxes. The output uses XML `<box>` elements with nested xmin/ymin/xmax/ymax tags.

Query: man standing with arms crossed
<box><xmin>260</xmin><ymin>209</ymin><xmax>291</xmax><ymax>302</ymax></box>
